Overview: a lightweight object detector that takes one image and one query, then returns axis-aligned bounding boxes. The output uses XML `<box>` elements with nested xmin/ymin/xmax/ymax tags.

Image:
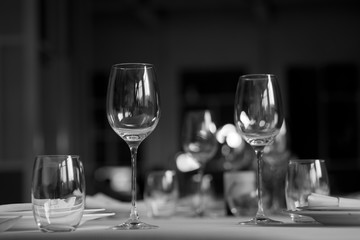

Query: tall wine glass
<box><xmin>234</xmin><ymin>74</ymin><xmax>284</xmax><ymax>225</ymax></box>
<box><xmin>106</xmin><ymin>63</ymin><xmax>160</xmax><ymax>230</ymax></box>
<box><xmin>182</xmin><ymin>110</ymin><xmax>218</xmax><ymax>216</ymax></box>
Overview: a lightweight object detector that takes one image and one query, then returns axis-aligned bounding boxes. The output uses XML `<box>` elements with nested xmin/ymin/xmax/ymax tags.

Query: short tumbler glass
<box><xmin>144</xmin><ymin>170</ymin><xmax>178</xmax><ymax>218</ymax></box>
<box><xmin>31</xmin><ymin>155</ymin><xmax>86</xmax><ymax>232</ymax></box>
<box><xmin>285</xmin><ymin>159</ymin><xmax>330</xmax><ymax>223</ymax></box>
<box><xmin>223</xmin><ymin>171</ymin><xmax>257</xmax><ymax>217</ymax></box>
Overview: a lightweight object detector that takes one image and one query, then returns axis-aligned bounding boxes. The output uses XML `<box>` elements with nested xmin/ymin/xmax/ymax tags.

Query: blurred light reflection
<box><xmin>175</xmin><ymin>153</ymin><xmax>200</xmax><ymax>172</ymax></box>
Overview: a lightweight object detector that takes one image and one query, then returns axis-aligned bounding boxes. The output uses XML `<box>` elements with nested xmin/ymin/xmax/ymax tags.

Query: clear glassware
<box><xmin>234</xmin><ymin>74</ymin><xmax>284</xmax><ymax>225</ymax></box>
<box><xmin>285</xmin><ymin>159</ymin><xmax>330</xmax><ymax>223</ymax></box>
<box><xmin>182</xmin><ymin>110</ymin><xmax>218</xmax><ymax>216</ymax></box>
<box><xmin>31</xmin><ymin>155</ymin><xmax>85</xmax><ymax>232</ymax></box>
<box><xmin>144</xmin><ymin>170</ymin><xmax>179</xmax><ymax>218</ymax></box>
<box><xmin>106</xmin><ymin>63</ymin><xmax>161</xmax><ymax>230</ymax></box>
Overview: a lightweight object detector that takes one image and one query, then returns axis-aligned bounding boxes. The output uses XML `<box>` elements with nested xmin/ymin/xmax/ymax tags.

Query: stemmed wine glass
<box><xmin>182</xmin><ymin>110</ymin><xmax>218</xmax><ymax>216</ymax></box>
<box><xmin>234</xmin><ymin>74</ymin><xmax>284</xmax><ymax>225</ymax></box>
<box><xmin>106</xmin><ymin>63</ymin><xmax>161</xmax><ymax>230</ymax></box>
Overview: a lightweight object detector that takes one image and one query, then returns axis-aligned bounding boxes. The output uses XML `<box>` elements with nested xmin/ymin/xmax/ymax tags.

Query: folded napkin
<box><xmin>308</xmin><ymin>193</ymin><xmax>360</xmax><ymax>208</ymax></box>
<box><xmin>0</xmin><ymin>198</ymin><xmax>116</xmax><ymax>232</ymax></box>
<box><xmin>86</xmin><ymin>193</ymin><xmax>147</xmax><ymax>215</ymax></box>
<box><xmin>0</xmin><ymin>203</ymin><xmax>32</xmax><ymax>213</ymax></box>
<box><xmin>0</xmin><ymin>193</ymin><xmax>144</xmax><ymax>214</ymax></box>
<box><xmin>0</xmin><ymin>216</ymin><xmax>22</xmax><ymax>232</ymax></box>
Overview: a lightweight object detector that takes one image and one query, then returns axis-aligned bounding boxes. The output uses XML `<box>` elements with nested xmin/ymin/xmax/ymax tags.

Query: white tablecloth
<box><xmin>2</xmin><ymin>214</ymin><xmax>360</xmax><ymax>240</ymax></box>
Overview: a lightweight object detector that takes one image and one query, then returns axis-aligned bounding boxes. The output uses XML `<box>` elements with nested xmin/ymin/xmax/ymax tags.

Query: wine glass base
<box><xmin>112</xmin><ymin>219</ymin><xmax>158</xmax><ymax>230</ymax></box>
<box><xmin>239</xmin><ymin>216</ymin><xmax>283</xmax><ymax>225</ymax></box>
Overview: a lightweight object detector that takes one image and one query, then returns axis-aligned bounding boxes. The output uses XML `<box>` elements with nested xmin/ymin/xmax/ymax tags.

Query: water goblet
<box><xmin>182</xmin><ymin>110</ymin><xmax>218</xmax><ymax>216</ymax></box>
<box><xmin>106</xmin><ymin>63</ymin><xmax>161</xmax><ymax>230</ymax></box>
<box><xmin>234</xmin><ymin>74</ymin><xmax>284</xmax><ymax>225</ymax></box>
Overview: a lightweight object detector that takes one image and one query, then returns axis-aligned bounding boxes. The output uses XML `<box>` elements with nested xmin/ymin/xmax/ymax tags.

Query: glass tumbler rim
<box><xmin>112</xmin><ymin>63</ymin><xmax>154</xmax><ymax>69</ymax></box>
<box><xmin>288</xmin><ymin>159</ymin><xmax>326</xmax><ymax>164</ymax></box>
<box><xmin>148</xmin><ymin>169</ymin><xmax>176</xmax><ymax>173</ymax></box>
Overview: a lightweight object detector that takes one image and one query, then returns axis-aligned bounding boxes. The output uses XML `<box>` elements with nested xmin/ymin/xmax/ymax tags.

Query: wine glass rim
<box><xmin>112</xmin><ymin>63</ymin><xmax>154</xmax><ymax>69</ymax></box>
<box><xmin>35</xmin><ymin>155</ymin><xmax>80</xmax><ymax>159</ymax></box>
<box><xmin>240</xmin><ymin>74</ymin><xmax>275</xmax><ymax>79</ymax></box>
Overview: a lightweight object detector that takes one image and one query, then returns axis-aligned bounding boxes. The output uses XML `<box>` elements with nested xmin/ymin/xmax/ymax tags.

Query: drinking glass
<box><xmin>285</xmin><ymin>159</ymin><xmax>330</xmax><ymax>222</ymax></box>
<box><xmin>106</xmin><ymin>63</ymin><xmax>161</xmax><ymax>230</ymax></box>
<box><xmin>234</xmin><ymin>74</ymin><xmax>284</xmax><ymax>224</ymax></box>
<box><xmin>144</xmin><ymin>170</ymin><xmax>178</xmax><ymax>218</ymax></box>
<box><xmin>31</xmin><ymin>155</ymin><xmax>85</xmax><ymax>232</ymax></box>
<box><xmin>182</xmin><ymin>110</ymin><xmax>218</xmax><ymax>216</ymax></box>
<box><xmin>224</xmin><ymin>171</ymin><xmax>257</xmax><ymax>217</ymax></box>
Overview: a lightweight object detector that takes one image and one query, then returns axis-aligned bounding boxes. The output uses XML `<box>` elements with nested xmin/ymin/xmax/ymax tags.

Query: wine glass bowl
<box><xmin>107</xmin><ymin>63</ymin><xmax>160</xmax><ymax>144</ymax></box>
<box><xmin>182</xmin><ymin>110</ymin><xmax>217</xmax><ymax>165</ymax></box>
<box><xmin>234</xmin><ymin>74</ymin><xmax>284</xmax><ymax>224</ymax></box>
<box><xmin>235</xmin><ymin>74</ymin><xmax>283</xmax><ymax>148</ymax></box>
<box><xmin>106</xmin><ymin>63</ymin><xmax>160</xmax><ymax>230</ymax></box>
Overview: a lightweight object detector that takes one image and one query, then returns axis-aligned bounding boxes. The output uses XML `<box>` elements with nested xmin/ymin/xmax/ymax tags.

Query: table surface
<box><xmin>2</xmin><ymin>214</ymin><xmax>360</xmax><ymax>240</ymax></box>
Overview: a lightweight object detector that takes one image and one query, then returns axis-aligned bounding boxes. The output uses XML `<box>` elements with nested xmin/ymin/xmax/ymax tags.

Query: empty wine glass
<box><xmin>234</xmin><ymin>74</ymin><xmax>284</xmax><ymax>225</ymax></box>
<box><xmin>106</xmin><ymin>63</ymin><xmax>161</xmax><ymax>230</ymax></box>
<box><xmin>182</xmin><ymin>110</ymin><xmax>218</xmax><ymax>216</ymax></box>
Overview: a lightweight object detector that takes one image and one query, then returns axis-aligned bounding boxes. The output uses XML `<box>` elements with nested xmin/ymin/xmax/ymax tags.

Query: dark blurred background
<box><xmin>1</xmin><ymin>0</ymin><xmax>360</xmax><ymax>204</ymax></box>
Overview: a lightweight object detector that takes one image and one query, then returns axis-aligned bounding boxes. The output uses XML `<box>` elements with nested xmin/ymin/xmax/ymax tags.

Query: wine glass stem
<box><xmin>129</xmin><ymin>145</ymin><xmax>139</xmax><ymax>221</ymax></box>
<box><xmin>196</xmin><ymin>166</ymin><xmax>205</xmax><ymax>215</ymax></box>
<box><xmin>255</xmin><ymin>148</ymin><xmax>266</xmax><ymax>219</ymax></box>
